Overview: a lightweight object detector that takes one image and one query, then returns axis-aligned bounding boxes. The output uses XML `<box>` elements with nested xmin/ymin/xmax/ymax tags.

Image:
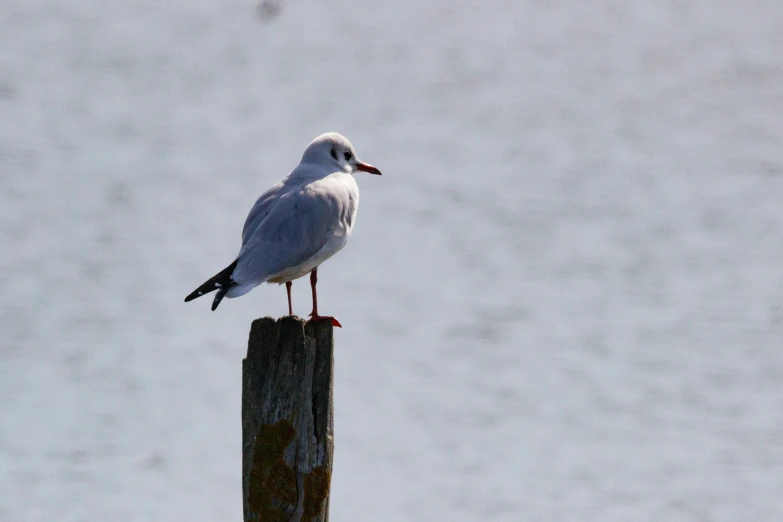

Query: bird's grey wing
<box><xmin>240</xmin><ymin>181</ymin><xmax>286</xmax><ymax>247</ymax></box>
<box><xmin>232</xmin><ymin>186</ymin><xmax>336</xmax><ymax>284</ymax></box>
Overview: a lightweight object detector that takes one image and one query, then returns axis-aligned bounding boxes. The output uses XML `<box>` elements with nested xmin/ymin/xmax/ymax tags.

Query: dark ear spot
<box><xmin>330</xmin><ymin>148</ymin><xmax>337</xmax><ymax>160</ymax></box>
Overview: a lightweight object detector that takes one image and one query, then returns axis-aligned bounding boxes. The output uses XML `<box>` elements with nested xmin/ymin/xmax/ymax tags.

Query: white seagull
<box><xmin>185</xmin><ymin>132</ymin><xmax>381</xmax><ymax>327</ymax></box>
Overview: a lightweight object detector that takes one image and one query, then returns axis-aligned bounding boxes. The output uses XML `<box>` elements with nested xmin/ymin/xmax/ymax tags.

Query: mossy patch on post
<box><xmin>247</xmin><ymin>419</ymin><xmax>331</xmax><ymax>520</ymax></box>
<box><xmin>303</xmin><ymin>467</ymin><xmax>331</xmax><ymax>518</ymax></box>
<box><xmin>248</xmin><ymin>419</ymin><xmax>297</xmax><ymax>518</ymax></box>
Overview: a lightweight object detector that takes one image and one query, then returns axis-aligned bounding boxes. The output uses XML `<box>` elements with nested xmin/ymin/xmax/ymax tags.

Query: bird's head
<box><xmin>301</xmin><ymin>132</ymin><xmax>381</xmax><ymax>176</ymax></box>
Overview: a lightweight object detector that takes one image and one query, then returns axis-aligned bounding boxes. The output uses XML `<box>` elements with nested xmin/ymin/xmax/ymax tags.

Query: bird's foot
<box><xmin>308</xmin><ymin>312</ymin><xmax>342</xmax><ymax>328</ymax></box>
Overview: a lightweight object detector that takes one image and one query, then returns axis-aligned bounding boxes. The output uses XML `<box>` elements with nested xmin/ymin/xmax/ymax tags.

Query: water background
<box><xmin>2</xmin><ymin>1</ymin><xmax>783</xmax><ymax>520</ymax></box>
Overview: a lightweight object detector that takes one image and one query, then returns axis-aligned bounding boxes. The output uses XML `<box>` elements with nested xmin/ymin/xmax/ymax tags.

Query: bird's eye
<box><xmin>344</xmin><ymin>151</ymin><xmax>352</xmax><ymax>161</ymax></box>
<box><xmin>330</xmin><ymin>148</ymin><xmax>338</xmax><ymax>160</ymax></box>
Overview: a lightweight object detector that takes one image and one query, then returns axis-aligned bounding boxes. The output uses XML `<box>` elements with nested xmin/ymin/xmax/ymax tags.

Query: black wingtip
<box><xmin>184</xmin><ymin>260</ymin><xmax>238</xmax><ymax>306</ymax></box>
<box><xmin>184</xmin><ymin>286</ymin><xmax>210</xmax><ymax>302</ymax></box>
<box><xmin>211</xmin><ymin>287</ymin><xmax>228</xmax><ymax>311</ymax></box>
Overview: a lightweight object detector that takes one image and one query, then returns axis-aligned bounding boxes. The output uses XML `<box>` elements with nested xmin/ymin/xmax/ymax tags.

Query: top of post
<box><xmin>246</xmin><ymin>316</ymin><xmax>334</xmax><ymax>361</ymax></box>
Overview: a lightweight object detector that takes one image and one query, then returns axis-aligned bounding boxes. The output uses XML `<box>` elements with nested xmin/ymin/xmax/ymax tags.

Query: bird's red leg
<box><xmin>310</xmin><ymin>269</ymin><xmax>318</xmax><ymax>316</ymax></box>
<box><xmin>308</xmin><ymin>268</ymin><xmax>341</xmax><ymax>327</ymax></box>
<box><xmin>285</xmin><ymin>281</ymin><xmax>293</xmax><ymax>316</ymax></box>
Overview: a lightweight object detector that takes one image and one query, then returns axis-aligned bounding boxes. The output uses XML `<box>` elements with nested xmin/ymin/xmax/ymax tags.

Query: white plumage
<box><xmin>185</xmin><ymin>133</ymin><xmax>381</xmax><ymax>324</ymax></box>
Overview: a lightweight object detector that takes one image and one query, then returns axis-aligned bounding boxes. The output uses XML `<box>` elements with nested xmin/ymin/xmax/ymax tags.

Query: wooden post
<box><xmin>242</xmin><ymin>316</ymin><xmax>334</xmax><ymax>522</ymax></box>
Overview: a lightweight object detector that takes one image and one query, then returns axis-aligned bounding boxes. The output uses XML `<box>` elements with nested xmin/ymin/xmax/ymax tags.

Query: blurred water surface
<box><xmin>2</xmin><ymin>1</ymin><xmax>783</xmax><ymax>520</ymax></box>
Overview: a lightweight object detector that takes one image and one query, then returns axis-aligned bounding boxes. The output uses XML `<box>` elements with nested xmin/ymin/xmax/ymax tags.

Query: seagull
<box><xmin>184</xmin><ymin>132</ymin><xmax>381</xmax><ymax>327</ymax></box>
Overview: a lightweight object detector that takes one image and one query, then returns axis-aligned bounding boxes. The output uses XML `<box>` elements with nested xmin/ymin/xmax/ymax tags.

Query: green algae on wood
<box><xmin>302</xmin><ymin>467</ymin><xmax>331</xmax><ymax>518</ymax></box>
<box><xmin>247</xmin><ymin>419</ymin><xmax>297</xmax><ymax>516</ymax></box>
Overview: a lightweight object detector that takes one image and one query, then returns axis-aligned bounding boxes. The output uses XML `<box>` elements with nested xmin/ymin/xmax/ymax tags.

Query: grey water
<box><xmin>2</xmin><ymin>1</ymin><xmax>783</xmax><ymax>520</ymax></box>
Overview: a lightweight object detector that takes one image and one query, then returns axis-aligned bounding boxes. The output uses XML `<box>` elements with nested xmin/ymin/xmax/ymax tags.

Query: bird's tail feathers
<box><xmin>184</xmin><ymin>260</ymin><xmax>238</xmax><ymax>311</ymax></box>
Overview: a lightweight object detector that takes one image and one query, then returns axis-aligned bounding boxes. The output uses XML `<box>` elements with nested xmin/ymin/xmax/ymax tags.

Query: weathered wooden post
<box><xmin>242</xmin><ymin>316</ymin><xmax>334</xmax><ymax>521</ymax></box>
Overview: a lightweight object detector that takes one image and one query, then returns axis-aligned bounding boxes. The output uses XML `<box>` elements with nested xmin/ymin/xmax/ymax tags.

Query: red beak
<box><xmin>355</xmin><ymin>161</ymin><xmax>382</xmax><ymax>175</ymax></box>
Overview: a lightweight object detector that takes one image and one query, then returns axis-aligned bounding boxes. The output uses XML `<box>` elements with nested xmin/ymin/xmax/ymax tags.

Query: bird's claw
<box><xmin>307</xmin><ymin>312</ymin><xmax>342</xmax><ymax>328</ymax></box>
